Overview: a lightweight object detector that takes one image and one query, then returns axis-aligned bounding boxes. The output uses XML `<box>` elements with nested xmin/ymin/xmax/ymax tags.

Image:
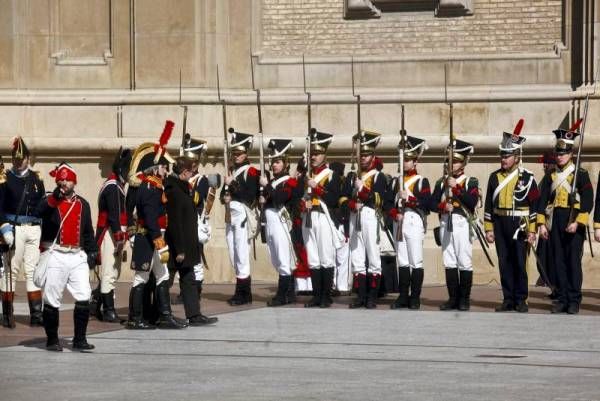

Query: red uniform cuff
<box><xmin>313</xmin><ymin>185</ymin><xmax>325</xmax><ymax>197</ymax></box>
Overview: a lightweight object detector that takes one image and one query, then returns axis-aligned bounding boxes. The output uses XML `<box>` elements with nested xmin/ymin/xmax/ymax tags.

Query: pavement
<box><xmin>1</xmin><ymin>283</ymin><xmax>600</xmax><ymax>400</ymax></box>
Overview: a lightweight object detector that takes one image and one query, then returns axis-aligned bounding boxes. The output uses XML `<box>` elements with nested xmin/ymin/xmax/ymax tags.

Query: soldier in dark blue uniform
<box><xmin>430</xmin><ymin>139</ymin><xmax>479</xmax><ymax>311</ymax></box>
<box><xmin>0</xmin><ymin>137</ymin><xmax>46</xmax><ymax>328</ymax></box>
<box><xmin>484</xmin><ymin>119</ymin><xmax>539</xmax><ymax>313</ymax></box>
<box><xmin>301</xmin><ymin>130</ymin><xmax>343</xmax><ymax>308</ymax></box>
<box><xmin>340</xmin><ymin>131</ymin><xmax>387</xmax><ymax>309</ymax></box>
<box><xmin>220</xmin><ymin>129</ymin><xmax>259</xmax><ymax>306</ymax></box>
<box><xmin>259</xmin><ymin>139</ymin><xmax>301</xmax><ymax>306</ymax></box>
<box><xmin>126</xmin><ymin>121</ymin><xmax>186</xmax><ymax>329</ymax></box>
<box><xmin>92</xmin><ymin>147</ymin><xmax>131</xmax><ymax>322</ymax></box>
<box><xmin>386</xmin><ymin>136</ymin><xmax>431</xmax><ymax>310</ymax></box>
<box><xmin>538</xmin><ymin>121</ymin><xmax>593</xmax><ymax>314</ymax></box>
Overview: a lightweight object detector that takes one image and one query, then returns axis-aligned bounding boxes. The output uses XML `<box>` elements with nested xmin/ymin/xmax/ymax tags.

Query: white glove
<box><xmin>129</xmin><ymin>234</ymin><xmax>135</xmax><ymax>249</ymax></box>
<box><xmin>0</xmin><ymin>265</ymin><xmax>4</xmax><ymax>279</ymax></box>
<box><xmin>0</xmin><ymin>224</ymin><xmax>15</xmax><ymax>248</ymax></box>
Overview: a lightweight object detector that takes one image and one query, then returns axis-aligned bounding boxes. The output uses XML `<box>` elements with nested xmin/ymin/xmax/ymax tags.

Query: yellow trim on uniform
<box><xmin>594</xmin><ymin>222</ymin><xmax>600</xmax><ymax>229</ymax></box>
<box><xmin>528</xmin><ymin>221</ymin><xmax>536</xmax><ymax>233</ymax></box>
<box><xmin>536</xmin><ymin>213</ymin><xmax>546</xmax><ymax>226</ymax></box>
<box><xmin>496</xmin><ymin>170</ymin><xmax>519</xmax><ymax>209</ymax></box>
<box><xmin>484</xmin><ymin>221</ymin><xmax>494</xmax><ymax>232</ymax></box>
<box><xmin>374</xmin><ymin>192</ymin><xmax>382</xmax><ymax>209</ymax></box>
<box><xmin>576</xmin><ymin>212</ymin><xmax>589</xmax><ymax>226</ymax></box>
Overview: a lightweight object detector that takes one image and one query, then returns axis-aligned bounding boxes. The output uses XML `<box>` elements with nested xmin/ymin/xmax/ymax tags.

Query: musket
<box><xmin>251</xmin><ymin>55</ymin><xmax>267</xmax><ymax>244</ymax></box>
<box><xmin>396</xmin><ymin>105</ymin><xmax>406</xmax><ymax>241</ymax></box>
<box><xmin>444</xmin><ymin>64</ymin><xmax>454</xmax><ymax>233</ymax></box>
<box><xmin>217</xmin><ymin>65</ymin><xmax>231</xmax><ymax>225</ymax></box>
<box><xmin>351</xmin><ymin>58</ymin><xmax>362</xmax><ymax>232</ymax></box>
<box><xmin>303</xmin><ymin>55</ymin><xmax>313</xmax><ymax>229</ymax></box>
<box><xmin>568</xmin><ymin>62</ymin><xmax>599</xmax><ymax>222</ymax></box>
<box><xmin>179</xmin><ymin>69</ymin><xmax>188</xmax><ymax>151</ymax></box>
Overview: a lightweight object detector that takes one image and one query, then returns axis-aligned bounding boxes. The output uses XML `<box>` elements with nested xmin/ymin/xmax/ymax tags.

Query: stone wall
<box><xmin>260</xmin><ymin>0</ymin><xmax>563</xmax><ymax>57</ymax></box>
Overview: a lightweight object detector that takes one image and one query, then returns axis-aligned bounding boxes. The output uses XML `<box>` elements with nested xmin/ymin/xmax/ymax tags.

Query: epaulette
<box><xmin>33</xmin><ymin>170</ymin><xmax>43</xmax><ymax>181</ymax></box>
<box><xmin>0</xmin><ymin>170</ymin><xmax>6</xmax><ymax>184</ymax></box>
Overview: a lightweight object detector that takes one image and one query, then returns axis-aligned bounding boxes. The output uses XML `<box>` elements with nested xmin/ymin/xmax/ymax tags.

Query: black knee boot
<box><xmin>440</xmin><ymin>268</ymin><xmax>459</xmax><ymax>311</ymax></box>
<box><xmin>101</xmin><ymin>290</ymin><xmax>120</xmax><ymax>323</ymax></box>
<box><xmin>196</xmin><ymin>280</ymin><xmax>203</xmax><ymax>301</ymax></box>
<box><xmin>409</xmin><ymin>269</ymin><xmax>424</xmax><ymax>310</ymax></box>
<box><xmin>304</xmin><ymin>269</ymin><xmax>322</xmax><ymax>308</ymax></box>
<box><xmin>286</xmin><ymin>275</ymin><xmax>296</xmax><ymax>304</ymax></box>
<box><xmin>126</xmin><ymin>284</ymin><xmax>155</xmax><ymax>330</ymax></box>
<box><xmin>320</xmin><ymin>268</ymin><xmax>334</xmax><ymax>308</ymax></box>
<box><xmin>366</xmin><ymin>274</ymin><xmax>381</xmax><ymax>309</ymax></box>
<box><xmin>73</xmin><ymin>301</ymin><xmax>94</xmax><ymax>351</ymax></box>
<box><xmin>27</xmin><ymin>291</ymin><xmax>44</xmax><ymax>326</ymax></box>
<box><xmin>228</xmin><ymin>277</ymin><xmax>252</xmax><ymax>306</ymax></box>
<box><xmin>458</xmin><ymin>270</ymin><xmax>473</xmax><ymax>311</ymax></box>
<box><xmin>155</xmin><ymin>281</ymin><xmax>187</xmax><ymax>329</ymax></box>
<box><xmin>268</xmin><ymin>275</ymin><xmax>289</xmax><ymax>307</ymax></box>
<box><xmin>43</xmin><ymin>304</ymin><xmax>61</xmax><ymax>351</ymax></box>
<box><xmin>349</xmin><ymin>274</ymin><xmax>367</xmax><ymax>309</ymax></box>
<box><xmin>391</xmin><ymin>267</ymin><xmax>410</xmax><ymax>309</ymax></box>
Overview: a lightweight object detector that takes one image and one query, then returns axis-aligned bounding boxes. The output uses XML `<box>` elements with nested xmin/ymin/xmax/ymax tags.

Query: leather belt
<box><xmin>493</xmin><ymin>208</ymin><xmax>530</xmax><ymax>217</ymax></box>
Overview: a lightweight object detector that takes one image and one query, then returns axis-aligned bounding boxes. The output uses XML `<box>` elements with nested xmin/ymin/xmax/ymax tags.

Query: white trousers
<box><xmin>42</xmin><ymin>250</ymin><xmax>91</xmax><ymax>308</ymax></box>
<box><xmin>132</xmin><ymin>251</ymin><xmax>170</xmax><ymax>287</ymax></box>
<box><xmin>440</xmin><ymin>214</ymin><xmax>473</xmax><ymax>271</ymax></box>
<box><xmin>99</xmin><ymin>231</ymin><xmax>124</xmax><ymax>293</ymax></box>
<box><xmin>194</xmin><ymin>262</ymin><xmax>204</xmax><ymax>281</ymax></box>
<box><xmin>295</xmin><ymin>277</ymin><xmax>312</xmax><ymax>291</ymax></box>
<box><xmin>225</xmin><ymin>201</ymin><xmax>251</xmax><ymax>279</ymax></box>
<box><xmin>350</xmin><ymin>207</ymin><xmax>382</xmax><ymax>275</ymax></box>
<box><xmin>335</xmin><ymin>225</ymin><xmax>350</xmax><ymax>291</ymax></box>
<box><xmin>0</xmin><ymin>225</ymin><xmax>41</xmax><ymax>292</ymax></box>
<box><xmin>265</xmin><ymin>208</ymin><xmax>294</xmax><ymax>276</ymax></box>
<box><xmin>394</xmin><ymin>210</ymin><xmax>424</xmax><ymax>270</ymax></box>
<box><xmin>302</xmin><ymin>210</ymin><xmax>336</xmax><ymax>269</ymax></box>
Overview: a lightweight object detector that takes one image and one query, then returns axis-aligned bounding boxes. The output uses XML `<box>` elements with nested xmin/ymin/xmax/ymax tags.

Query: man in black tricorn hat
<box><xmin>538</xmin><ymin>120</ymin><xmax>593</xmax><ymax>314</ymax></box>
<box><xmin>0</xmin><ymin>136</ymin><xmax>46</xmax><ymax>328</ymax></box>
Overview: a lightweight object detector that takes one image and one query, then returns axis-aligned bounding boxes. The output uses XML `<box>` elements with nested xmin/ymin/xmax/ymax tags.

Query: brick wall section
<box><xmin>261</xmin><ymin>0</ymin><xmax>563</xmax><ymax>57</ymax></box>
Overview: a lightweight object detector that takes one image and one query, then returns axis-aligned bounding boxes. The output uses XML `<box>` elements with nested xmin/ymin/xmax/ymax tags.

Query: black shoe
<box><xmin>30</xmin><ymin>313</ymin><xmax>44</xmax><ymax>327</ymax></box>
<box><xmin>364</xmin><ymin>274</ymin><xmax>380</xmax><ymax>310</ymax></box>
<box><xmin>551</xmin><ymin>302</ymin><xmax>567</xmax><ymax>314</ymax></box>
<box><xmin>126</xmin><ymin>319</ymin><xmax>156</xmax><ymax>330</ymax></box>
<box><xmin>227</xmin><ymin>278</ymin><xmax>252</xmax><ymax>306</ymax></box>
<box><xmin>567</xmin><ymin>304</ymin><xmax>579</xmax><ymax>315</ymax></box>
<box><xmin>495</xmin><ymin>301</ymin><xmax>514</xmax><ymax>312</ymax></box>
<box><xmin>28</xmin><ymin>293</ymin><xmax>44</xmax><ymax>327</ymax></box>
<box><xmin>457</xmin><ymin>270</ymin><xmax>472</xmax><ymax>312</ymax></box>
<box><xmin>72</xmin><ymin>340</ymin><xmax>95</xmax><ymax>351</ymax></box>
<box><xmin>188</xmin><ymin>314</ymin><xmax>218</xmax><ymax>326</ymax></box>
<box><xmin>156</xmin><ymin>314</ymin><xmax>187</xmax><ymax>329</ymax></box>
<box><xmin>440</xmin><ymin>268</ymin><xmax>459</xmax><ymax>311</ymax></box>
<box><xmin>514</xmin><ymin>302</ymin><xmax>528</xmax><ymax>313</ymax></box>
<box><xmin>267</xmin><ymin>275</ymin><xmax>289</xmax><ymax>307</ymax></box>
<box><xmin>46</xmin><ymin>341</ymin><xmax>63</xmax><ymax>352</ymax></box>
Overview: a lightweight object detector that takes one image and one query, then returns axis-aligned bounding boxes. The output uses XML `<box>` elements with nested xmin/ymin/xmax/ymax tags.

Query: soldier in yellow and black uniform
<box><xmin>538</xmin><ymin>121</ymin><xmax>593</xmax><ymax>315</ymax></box>
<box><xmin>484</xmin><ymin>119</ymin><xmax>539</xmax><ymax>313</ymax></box>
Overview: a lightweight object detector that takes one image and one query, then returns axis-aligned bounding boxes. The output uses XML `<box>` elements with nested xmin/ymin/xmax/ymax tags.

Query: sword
<box><xmin>530</xmin><ymin>242</ymin><xmax>555</xmax><ymax>292</ymax></box>
<box><xmin>587</xmin><ymin>225</ymin><xmax>594</xmax><ymax>258</ymax></box>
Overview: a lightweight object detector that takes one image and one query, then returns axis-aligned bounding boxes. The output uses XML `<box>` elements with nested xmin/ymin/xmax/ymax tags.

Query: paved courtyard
<box><xmin>2</xmin><ymin>288</ymin><xmax>600</xmax><ymax>401</ymax></box>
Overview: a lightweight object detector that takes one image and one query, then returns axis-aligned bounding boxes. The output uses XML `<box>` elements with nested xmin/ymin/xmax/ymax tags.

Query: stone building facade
<box><xmin>0</xmin><ymin>0</ymin><xmax>599</xmax><ymax>286</ymax></box>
